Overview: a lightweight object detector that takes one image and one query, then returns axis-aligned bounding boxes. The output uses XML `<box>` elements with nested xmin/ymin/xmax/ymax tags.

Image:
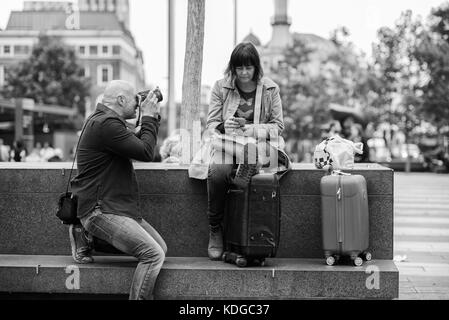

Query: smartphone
<box><xmin>233</xmin><ymin>117</ymin><xmax>246</xmax><ymax>126</ymax></box>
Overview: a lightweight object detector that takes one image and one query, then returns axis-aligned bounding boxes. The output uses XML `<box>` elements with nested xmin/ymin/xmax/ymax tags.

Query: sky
<box><xmin>0</xmin><ymin>0</ymin><xmax>447</xmax><ymax>102</ymax></box>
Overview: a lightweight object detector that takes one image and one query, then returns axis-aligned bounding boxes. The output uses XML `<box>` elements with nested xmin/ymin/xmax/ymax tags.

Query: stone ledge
<box><xmin>0</xmin><ymin>163</ymin><xmax>394</xmax><ymax>259</ymax></box>
<box><xmin>0</xmin><ymin>163</ymin><xmax>393</xmax><ymax>195</ymax></box>
<box><xmin>0</xmin><ymin>255</ymin><xmax>399</xmax><ymax>299</ymax></box>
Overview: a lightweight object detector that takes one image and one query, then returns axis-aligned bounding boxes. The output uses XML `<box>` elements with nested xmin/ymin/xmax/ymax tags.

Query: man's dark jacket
<box><xmin>71</xmin><ymin>103</ymin><xmax>159</xmax><ymax>220</ymax></box>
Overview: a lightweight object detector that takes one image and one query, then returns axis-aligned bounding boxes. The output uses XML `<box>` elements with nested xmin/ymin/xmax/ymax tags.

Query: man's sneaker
<box><xmin>69</xmin><ymin>224</ymin><xmax>94</xmax><ymax>264</ymax></box>
<box><xmin>208</xmin><ymin>225</ymin><xmax>224</xmax><ymax>261</ymax></box>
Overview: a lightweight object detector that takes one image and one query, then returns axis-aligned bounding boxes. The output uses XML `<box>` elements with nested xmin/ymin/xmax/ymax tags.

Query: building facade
<box><xmin>0</xmin><ymin>0</ymin><xmax>145</xmax><ymax>117</ymax></box>
<box><xmin>243</xmin><ymin>0</ymin><xmax>337</xmax><ymax>77</ymax></box>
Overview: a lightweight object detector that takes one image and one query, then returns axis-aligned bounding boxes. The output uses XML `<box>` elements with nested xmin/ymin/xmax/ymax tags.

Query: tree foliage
<box><xmin>415</xmin><ymin>4</ymin><xmax>449</xmax><ymax>128</ymax></box>
<box><xmin>373</xmin><ymin>6</ymin><xmax>449</xmax><ymax>130</ymax></box>
<box><xmin>1</xmin><ymin>35</ymin><xmax>89</xmax><ymax>114</ymax></box>
<box><xmin>271</xmin><ymin>27</ymin><xmax>381</xmax><ymax>141</ymax></box>
<box><xmin>373</xmin><ymin>11</ymin><xmax>428</xmax><ymax>123</ymax></box>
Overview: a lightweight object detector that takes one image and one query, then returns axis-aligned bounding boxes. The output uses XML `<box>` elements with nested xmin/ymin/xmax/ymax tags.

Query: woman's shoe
<box><xmin>208</xmin><ymin>225</ymin><xmax>223</xmax><ymax>260</ymax></box>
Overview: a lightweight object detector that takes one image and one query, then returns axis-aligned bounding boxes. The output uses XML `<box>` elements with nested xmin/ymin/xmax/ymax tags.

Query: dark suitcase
<box><xmin>223</xmin><ymin>172</ymin><xmax>281</xmax><ymax>267</ymax></box>
<box><xmin>321</xmin><ymin>174</ymin><xmax>372</xmax><ymax>266</ymax></box>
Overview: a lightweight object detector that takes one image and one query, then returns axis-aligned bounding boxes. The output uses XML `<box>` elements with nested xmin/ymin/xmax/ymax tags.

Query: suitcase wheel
<box><xmin>252</xmin><ymin>258</ymin><xmax>266</xmax><ymax>267</ymax></box>
<box><xmin>222</xmin><ymin>252</ymin><xmax>230</xmax><ymax>263</ymax></box>
<box><xmin>353</xmin><ymin>257</ymin><xmax>363</xmax><ymax>267</ymax></box>
<box><xmin>325</xmin><ymin>256</ymin><xmax>336</xmax><ymax>266</ymax></box>
<box><xmin>236</xmin><ymin>257</ymin><xmax>248</xmax><ymax>268</ymax></box>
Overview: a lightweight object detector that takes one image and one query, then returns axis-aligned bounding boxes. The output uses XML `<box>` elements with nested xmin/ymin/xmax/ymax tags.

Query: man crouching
<box><xmin>69</xmin><ymin>80</ymin><xmax>167</xmax><ymax>300</ymax></box>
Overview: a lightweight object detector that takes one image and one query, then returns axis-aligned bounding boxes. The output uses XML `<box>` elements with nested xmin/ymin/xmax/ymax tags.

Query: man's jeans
<box><xmin>80</xmin><ymin>208</ymin><xmax>167</xmax><ymax>300</ymax></box>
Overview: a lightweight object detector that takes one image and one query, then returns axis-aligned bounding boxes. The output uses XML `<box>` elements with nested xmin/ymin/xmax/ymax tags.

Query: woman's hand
<box><xmin>224</xmin><ymin>117</ymin><xmax>242</xmax><ymax>134</ymax></box>
<box><xmin>242</xmin><ymin>125</ymin><xmax>255</xmax><ymax>137</ymax></box>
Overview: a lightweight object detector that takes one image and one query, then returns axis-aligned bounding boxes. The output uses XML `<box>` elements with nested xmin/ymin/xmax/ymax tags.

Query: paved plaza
<box><xmin>394</xmin><ymin>172</ymin><xmax>449</xmax><ymax>299</ymax></box>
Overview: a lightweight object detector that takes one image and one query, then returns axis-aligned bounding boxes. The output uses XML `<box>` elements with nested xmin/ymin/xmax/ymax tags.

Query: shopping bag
<box><xmin>314</xmin><ymin>135</ymin><xmax>363</xmax><ymax>170</ymax></box>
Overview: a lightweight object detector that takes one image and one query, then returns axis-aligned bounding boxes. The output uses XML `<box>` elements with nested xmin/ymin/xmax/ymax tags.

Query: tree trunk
<box><xmin>180</xmin><ymin>0</ymin><xmax>205</xmax><ymax>164</ymax></box>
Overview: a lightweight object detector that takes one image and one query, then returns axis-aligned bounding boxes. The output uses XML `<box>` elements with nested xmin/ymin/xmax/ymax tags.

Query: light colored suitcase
<box><xmin>320</xmin><ymin>174</ymin><xmax>372</xmax><ymax>266</ymax></box>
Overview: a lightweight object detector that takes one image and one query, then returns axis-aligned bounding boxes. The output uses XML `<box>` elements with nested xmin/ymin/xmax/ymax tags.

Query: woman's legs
<box><xmin>207</xmin><ymin>150</ymin><xmax>235</xmax><ymax>259</ymax></box>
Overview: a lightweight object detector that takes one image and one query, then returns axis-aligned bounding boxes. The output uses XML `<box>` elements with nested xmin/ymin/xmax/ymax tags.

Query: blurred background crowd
<box><xmin>0</xmin><ymin>0</ymin><xmax>448</xmax><ymax>173</ymax></box>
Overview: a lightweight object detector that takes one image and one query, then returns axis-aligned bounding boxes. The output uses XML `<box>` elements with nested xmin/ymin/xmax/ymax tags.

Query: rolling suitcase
<box><xmin>321</xmin><ymin>173</ymin><xmax>372</xmax><ymax>266</ymax></box>
<box><xmin>222</xmin><ymin>172</ymin><xmax>281</xmax><ymax>267</ymax></box>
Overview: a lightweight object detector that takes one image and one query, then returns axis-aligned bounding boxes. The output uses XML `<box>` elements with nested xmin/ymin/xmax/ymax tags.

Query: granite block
<box><xmin>0</xmin><ymin>193</ymin><xmax>393</xmax><ymax>259</ymax></box>
<box><xmin>0</xmin><ymin>164</ymin><xmax>394</xmax><ymax>259</ymax></box>
<box><xmin>0</xmin><ymin>169</ymin><xmax>70</xmax><ymax>194</ymax></box>
<box><xmin>0</xmin><ymin>255</ymin><xmax>399</xmax><ymax>299</ymax></box>
<box><xmin>0</xmin><ymin>163</ymin><xmax>393</xmax><ymax>195</ymax></box>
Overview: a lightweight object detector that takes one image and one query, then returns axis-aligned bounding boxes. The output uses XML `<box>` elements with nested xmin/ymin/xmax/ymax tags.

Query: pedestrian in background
<box><xmin>10</xmin><ymin>140</ymin><xmax>27</xmax><ymax>162</ymax></box>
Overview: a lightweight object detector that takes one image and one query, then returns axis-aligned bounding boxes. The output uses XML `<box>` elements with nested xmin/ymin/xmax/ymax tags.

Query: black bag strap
<box><xmin>65</xmin><ymin>114</ymin><xmax>95</xmax><ymax>194</ymax></box>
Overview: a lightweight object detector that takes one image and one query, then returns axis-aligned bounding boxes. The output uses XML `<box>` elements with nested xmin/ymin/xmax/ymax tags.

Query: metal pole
<box><xmin>234</xmin><ymin>0</ymin><xmax>237</xmax><ymax>46</ymax></box>
<box><xmin>168</xmin><ymin>0</ymin><xmax>176</xmax><ymax>135</ymax></box>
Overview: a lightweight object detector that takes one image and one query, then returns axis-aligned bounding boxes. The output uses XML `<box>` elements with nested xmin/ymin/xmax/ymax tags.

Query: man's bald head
<box><xmin>102</xmin><ymin>80</ymin><xmax>135</xmax><ymax>106</ymax></box>
<box><xmin>101</xmin><ymin>80</ymin><xmax>139</xmax><ymax>119</ymax></box>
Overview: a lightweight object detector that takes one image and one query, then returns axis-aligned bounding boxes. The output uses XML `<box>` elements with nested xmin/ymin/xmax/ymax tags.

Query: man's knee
<box><xmin>160</xmin><ymin>242</ymin><xmax>168</xmax><ymax>256</ymax></box>
<box><xmin>153</xmin><ymin>246</ymin><xmax>166</xmax><ymax>266</ymax></box>
<box><xmin>140</xmin><ymin>243</ymin><xmax>165</xmax><ymax>266</ymax></box>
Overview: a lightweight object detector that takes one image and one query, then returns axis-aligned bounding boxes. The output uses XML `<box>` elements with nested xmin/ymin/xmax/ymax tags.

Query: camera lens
<box><xmin>137</xmin><ymin>88</ymin><xmax>163</xmax><ymax>104</ymax></box>
<box><xmin>153</xmin><ymin>88</ymin><xmax>163</xmax><ymax>103</ymax></box>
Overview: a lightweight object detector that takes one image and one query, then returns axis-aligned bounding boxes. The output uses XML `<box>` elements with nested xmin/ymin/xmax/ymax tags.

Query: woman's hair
<box><xmin>224</xmin><ymin>42</ymin><xmax>264</xmax><ymax>81</ymax></box>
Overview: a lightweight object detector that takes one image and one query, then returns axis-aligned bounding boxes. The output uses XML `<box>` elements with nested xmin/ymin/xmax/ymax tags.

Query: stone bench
<box><xmin>0</xmin><ymin>163</ymin><xmax>398</xmax><ymax>299</ymax></box>
<box><xmin>0</xmin><ymin>255</ymin><xmax>398</xmax><ymax>299</ymax></box>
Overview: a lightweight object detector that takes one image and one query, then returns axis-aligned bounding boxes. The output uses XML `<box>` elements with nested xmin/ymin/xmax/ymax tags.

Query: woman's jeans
<box><xmin>80</xmin><ymin>208</ymin><xmax>167</xmax><ymax>300</ymax></box>
<box><xmin>207</xmin><ymin>150</ymin><xmax>237</xmax><ymax>226</ymax></box>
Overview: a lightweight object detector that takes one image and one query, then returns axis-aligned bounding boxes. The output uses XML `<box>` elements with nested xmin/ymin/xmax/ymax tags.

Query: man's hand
<box><xmin>141</xmin><ymin>91</ymin><xmax>161</xmax><ymax>118</ymax></box>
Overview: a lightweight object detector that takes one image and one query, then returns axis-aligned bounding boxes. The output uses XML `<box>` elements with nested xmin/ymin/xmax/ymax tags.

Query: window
<box><xmin>102</xmin><ymin>45</ymin><xmax>109</xmax><ymax>55</ymax></box>
<box><xmin>80</xmin><ymin>65</ymin><xmax>90</xmax><ymax>78</ymax></box>
<box><xmin>112</xmin><ymin>45</ymin><xmax>121</xmax><ymax>55</ymax></box>
<box><xmin>0</xmin><ymin>65</ymin><xmax>4</xmax><ymax>86</ymax></box>
<box><xmin>3</xmin><ymin>46</ymin><xmax>11</xmax><ymax>55</ymax></box>
<box><xmin>89</xmin><ymin>45</ymin><xmax>98</xmax><ymax>56</ymax></box>
<box><xmin>97</xmin><ymin>64</ymin><xmax>113</xmax><ymax>85</ymax></box>
<box><xmin>102</xmin><ymin>68</ymin><xmax>108</xmax><ymax>82</ymax></box>
<box><xmin>79</xmin><ymin>46</ymin><xmax>86</xmax><ymax>55</ymax></box>
<box><xmin>13</xmin><ymin>45</ymin><xmax>29</xmax><ymax>55</ymax></box>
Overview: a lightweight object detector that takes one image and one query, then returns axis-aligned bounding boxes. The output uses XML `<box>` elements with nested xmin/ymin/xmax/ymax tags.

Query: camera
<box><xmin>137</xmin><ymin>87</ymin><xmax>163</xmax><ymax>106</ymax></box>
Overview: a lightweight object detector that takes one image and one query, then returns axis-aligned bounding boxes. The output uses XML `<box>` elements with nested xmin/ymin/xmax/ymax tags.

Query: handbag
<box><xmin>56</xmin><ymin>115</ymin><xmax>93</xmax><ymax>224</ymax></box>
<box><xmin>188</xmin><ymin>132</ymin><xmax>214</xmax><ymax>180</ymax></box>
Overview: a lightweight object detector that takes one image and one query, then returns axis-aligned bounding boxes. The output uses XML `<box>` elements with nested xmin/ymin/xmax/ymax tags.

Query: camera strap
<box><xmin>65</xmin><ymin>114</ymin><xmax>95</xmax><ymax>194</ymax></box>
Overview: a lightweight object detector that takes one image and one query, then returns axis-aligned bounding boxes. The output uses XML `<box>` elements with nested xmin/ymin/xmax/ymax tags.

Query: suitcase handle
<box><xmin>331</xmin><ymin>170</ymin><xmax>351</xmax><ymax>176</ymax></box>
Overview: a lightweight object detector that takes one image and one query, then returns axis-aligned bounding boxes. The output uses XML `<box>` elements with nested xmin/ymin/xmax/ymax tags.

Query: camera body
<box><xmin>137</xmin><ymin>87</ymin><xmax>163</xmax><ymax>106</ymax></box>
